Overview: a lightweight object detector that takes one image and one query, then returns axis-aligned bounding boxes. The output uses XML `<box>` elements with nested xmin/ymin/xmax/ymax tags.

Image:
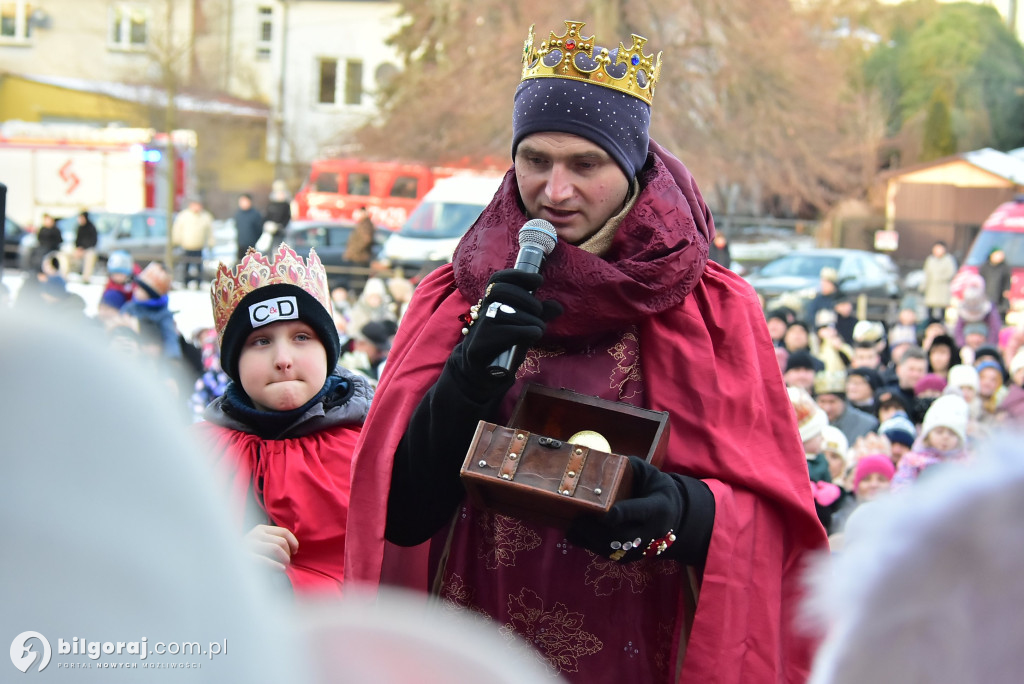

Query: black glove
<box><xmin>453</xmin><ymin>269</ymin><xmax>562</xmax><ymax>388</ymax></box>
<box><xmin>567</xmin><ymin>456</ymin><xmax>690</xmax><ymax>564</ymax></box>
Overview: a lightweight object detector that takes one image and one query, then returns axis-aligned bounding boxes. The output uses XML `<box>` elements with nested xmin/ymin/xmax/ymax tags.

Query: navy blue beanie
<box><xmin>512</xmin><ymin>77</ymin><xmax>651</xmax><ymax>179</ymax></box>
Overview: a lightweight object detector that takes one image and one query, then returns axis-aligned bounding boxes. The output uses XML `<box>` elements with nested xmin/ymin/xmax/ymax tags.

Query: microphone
<box><xmin>487</xmin><ymin>219</ymin><xmax>558</xmax><ymax>378</ymax></box>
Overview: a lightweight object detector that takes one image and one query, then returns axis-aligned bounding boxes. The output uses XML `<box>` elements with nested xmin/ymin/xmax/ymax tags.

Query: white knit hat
<box><xmin>821</xmin><ymin>425</ymin><xmax>850</xmax><ymax>464</ymax></box>
<box><xmin>947</xmin><ymin>364</ymin><xmax>980</xmax><ymax>392</ymax></box>
<box><xmin>921</xmin><ymin>394</ymin><xmax>970</xmax><ymax>446</ymax></box>
<box><xmin>1010</xmin><ymin>350</ymin><xmax>1024</xmax><ymax>378</ymax></box>
<box><xmin>852</xmin><ymin>320</ymin><xmax>885</xmax><ymax>344</ymax></box>
<box><xmin>789</xmin><ymin>386</ymin><xmax>829</xmax><ymax>443</ymax></box>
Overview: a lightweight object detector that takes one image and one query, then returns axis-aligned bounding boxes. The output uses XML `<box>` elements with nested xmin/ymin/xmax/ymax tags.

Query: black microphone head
<box><xmin>519</xmin><ymin>219</ymin><xmax>557</xmax><ymax>256</ymax></box>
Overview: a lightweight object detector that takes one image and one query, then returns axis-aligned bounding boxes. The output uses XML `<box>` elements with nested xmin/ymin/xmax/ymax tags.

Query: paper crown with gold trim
<box><xmin>521</xmin><ymin>20</ymin><xmax>662</xmax><ymax>106</ymax></box>
<box><xmin>211</xmin><ymin>244</ymin><xmax>332</xmax><ymax>346</ymax></box>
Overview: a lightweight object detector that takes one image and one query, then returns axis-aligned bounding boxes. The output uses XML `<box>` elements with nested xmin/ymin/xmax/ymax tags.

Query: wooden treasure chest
<box><xmin>460</xmin><ymin>383</ymin><xmax>670</xmax><ymax>529</ymax></box>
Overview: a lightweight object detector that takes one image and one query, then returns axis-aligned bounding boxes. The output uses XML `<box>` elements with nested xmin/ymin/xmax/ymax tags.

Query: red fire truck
<box><xmin>292</xmin><ymin>158</ymin><xmax>503</xmax><ymax>230</ymax></box>
<box><xmin>0</xmin><ymin>120</ymin><xmax>196</xmax><ymax>228</ymax></box>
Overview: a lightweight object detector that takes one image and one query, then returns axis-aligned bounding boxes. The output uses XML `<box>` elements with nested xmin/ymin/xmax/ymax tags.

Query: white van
<box><xmin>382</xmin><ymin>174</ymin><xmax>504</xmax><ymax>273</ymax></box>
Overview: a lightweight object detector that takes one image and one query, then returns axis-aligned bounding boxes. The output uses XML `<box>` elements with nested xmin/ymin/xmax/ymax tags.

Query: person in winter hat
<box><xmin>891</xmin><ymin>394</ymin><xmax>970</xmax><ymax>491</ymax></box>
<box><xmin>878</xmin><ymin>412</ymin><xmax>917</xmax><ymax>464</ymax></box>
<box><xmin>953</xmin><ymin>272</ymin><xmax>1002</xmax><ymax>348</ymax></box>
<box><xmin>821</xmin><ymin>425</ymin><xmax>851</xmax><ymax>487</ymax></box>
<box><xmin>192</xmin><ymin>243</ymin><xmax>373</xmax><ymax>596</ymax></box>
<box><xmin>790</xmin><ymin>386</ymin><xmax>843</xmax><ymax>531</ymax></box>
<box><xmin>121</xmin><ymin>262</ymin><xmax>180</xmax><ymax>360</ymax></box>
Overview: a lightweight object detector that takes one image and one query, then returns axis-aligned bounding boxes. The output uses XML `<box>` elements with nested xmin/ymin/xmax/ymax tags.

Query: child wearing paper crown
<box><xmin>891</xmin><ymin>394</ymin><xmax>971</xmax><ymax>491</ymax></box>
<box><xmin>192</xmin><ymin>244</ymin><xmax>373</xmax><ymax>595</ymax></box>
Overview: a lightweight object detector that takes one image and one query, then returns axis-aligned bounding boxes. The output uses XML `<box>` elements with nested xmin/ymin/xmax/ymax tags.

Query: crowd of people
<box><xmin>5</xmin><ymin>17</ymin><xmax>1024</xmax><ymax>684</ymax></box>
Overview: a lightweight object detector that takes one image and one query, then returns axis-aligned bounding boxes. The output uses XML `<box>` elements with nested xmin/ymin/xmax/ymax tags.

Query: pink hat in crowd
<box><xmin>853</xmin><ymin>454</ymin><xmax>896</xmax><ymax>491</ymax></box>
<box><xmin>914</xmin><ymin>373</ymin><xmax>948</xmax><ymax>396</ymax></box>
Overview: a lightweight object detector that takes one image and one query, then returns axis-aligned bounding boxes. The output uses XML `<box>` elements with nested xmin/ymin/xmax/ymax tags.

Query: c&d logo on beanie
<box><xmin>248</xmin><ymin>296</ymin><xmax>299</xmax><ymax>329</ymax></box>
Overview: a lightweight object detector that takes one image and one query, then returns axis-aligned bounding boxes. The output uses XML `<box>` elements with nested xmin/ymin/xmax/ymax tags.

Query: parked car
<box><xmin>744</xmin><ymin>248</ymin><xmax>901</xmax><ymax>321</ymax></box>
<box><xmin>382</xmin><ymin>175</ymin><xmax>504</xmax><ymax>272</ymax></box>
<box><xmin>4</xmin><ymin>216</ymin><xmax>28</xmax><ymax>270</ymax></box>
<box><xmin>282</xmin><ymin>219</ymin><xmax>388</xmax><ymax>289</ymax></box>
<box><xmin>97</xmin><ymin>209</ymin><xmax>170</xmax><ymax>267</ymax></box>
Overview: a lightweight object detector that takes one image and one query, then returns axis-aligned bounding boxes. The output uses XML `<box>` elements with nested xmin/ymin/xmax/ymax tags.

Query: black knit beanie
<box><xmin>219</xmin><ymin>283</ymin><xmax>340</xmax><ymax>384</ymax></box>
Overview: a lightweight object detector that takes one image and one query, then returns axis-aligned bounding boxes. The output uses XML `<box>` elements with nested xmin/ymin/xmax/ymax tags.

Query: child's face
<box><xmin>929</xmin><ymin>346</ymin><xmax>951</xmax><ymax>372</ymax></box>
<box><xmin>110</xmin><ymin>273</ymin><xmax>129</xmax><ymax>284</ymax></box>
<box><xmin>877</xmin><ymin>404</ymin><xmax>901</xmax><ymax>423</ymax></box>
<box><xmin>238</xmin><ymin>320</ymin><xmax>328</xmax><ymax>412</ymax></box>
<box><xmin>824</xmin><ymin>450</ymin><xmax>846</xmax><ymax>481</ymax></box>
<box><xmin>964</xmin><ymin>332</ymin><xmax>986</xmax><ymax>350</ymax></box>
<box><xmin>784</xmin><ymin>326</ymin><xmax>808</xmax><ymax>350</ymax></box>
<box><xmin>803</xmin><ymin>433</ymin><xmax>824</xmax><ymax>455</ymax></box>
<box><xmin>856</xmin><ymin>473</ymin><xmax>891</xmax><ymax>502</ymax></box>
<box><xmin>978</xmin><ymin>368</ymin><xmax>1003</xmax><ymax>399</ymax></box>
<box><xmin>852</xmin><ymin>347</ymin><xmax>880</xmax><ymax>369</ymax></box>
<box><xmin>891</xmin><ymin>441</ymin><xmax>911</xmax><ymax>460</ymax></box>
<box><xmin>898</xmin><ymin>309</ymin><xmax>916</xmax><ymax>325</ymax></box>
<box><xmin>926</xmin><ymin>426</ymin><xmax>960</xmax><ymax>452</ymax></box>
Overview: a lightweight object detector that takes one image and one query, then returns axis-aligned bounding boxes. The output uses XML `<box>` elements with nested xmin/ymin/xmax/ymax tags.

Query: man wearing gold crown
<box><xmin>194</xmin><ymin>244</ymin><xmax>373</xmax><ymax>595</ymax></box>
<box><xmin>345</xmin><ymin>21</ymin><xmax>827</xmax><ymax>682</ymax></box>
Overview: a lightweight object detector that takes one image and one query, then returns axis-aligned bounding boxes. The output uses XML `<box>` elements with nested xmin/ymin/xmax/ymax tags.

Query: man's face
<box><xmin>766</xmin><ymin>318</ymin><xmax>787</xmax><ymax>341</ymax></box>
<box><xmin>515</xmin><ymin>132</ymin><xmax>630</xmax><ymax>245</ymax></box>
<box><xmin>932</xmin><ymin>243</ymin><xmax>946</xmax><ymax>258</ymax></box>
<box><xmin>834</xmin><ymin>301</ymin><xmax>853</xmax><ymax>318</ymax></box>
<box><xmin>896</xmin><ymin>357</ymin><xmax>927</xmax><ymax>391</ymax></box>
<box><xmin>815</xmin><ymin>393</ymin><xmax>845</xmax><ymax>422</ymax></box>
<box><xmin>238</xmin><ymin>196</ymin><xmax>251</xmax><ymax>210</ymax></box>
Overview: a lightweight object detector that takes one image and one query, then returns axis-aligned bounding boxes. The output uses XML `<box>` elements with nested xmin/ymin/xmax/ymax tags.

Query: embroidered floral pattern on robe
<box><xmin>477</xmin><ymin>511</ymin><xmax>543</xmax><ymax>570</ymax></box>
<box><xmin>499</xmin><ymin>588</ymin><xmax>603</xmax><ymax>676</ymax></box>
<box><xmin>608</xmin><ymin>329</ymin><xmax>642</xmax><ymax>399</ymax></box>
<box><xmin>583</xmin><ymin>552</ymin><xmax>681</xmax><ymax>596</ymax></box>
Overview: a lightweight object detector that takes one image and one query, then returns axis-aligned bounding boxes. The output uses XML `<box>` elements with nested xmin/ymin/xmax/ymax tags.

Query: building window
<box><xmin>0</xmin><ymin>2</ymin><xmax>32</xmax><ymax>40</ymax></box>
<box><xmin>344</xmin><ymin>59</ymin><xmax>363</xmax><ymax>105</ymax></box>
<box><xmin>257</xmin><ymin>6</ymin><xmax>272</xmax><ymax>60</ymax></box>
<box><xmin>318</xmin><ymin>58</ymin><xmax>364</xmax><ymax>106</ymax></box>
<box><xmin>110</xmin><ymin>4</ymin><xmax>148</xmax><ymax>50</ymax></box>
<box><xmin>318</xmin><ymin>58</ymin><xmax>337</xmax><ymax>104</ymax></box>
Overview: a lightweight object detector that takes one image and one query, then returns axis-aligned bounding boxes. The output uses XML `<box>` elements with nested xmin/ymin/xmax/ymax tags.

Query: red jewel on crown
<box><xmin>565</xmin><ymin>39</ymin><xmax>576</xmax><ymax>50</ymax></box>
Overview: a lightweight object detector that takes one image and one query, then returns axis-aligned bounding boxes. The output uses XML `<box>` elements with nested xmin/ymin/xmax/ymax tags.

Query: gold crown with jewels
<box><xmin>521</xmin><ymin>20</ymin><xmax>662</xmax><ymax>106</ymax></box>
<box><xmin>211</xmin><ymin>244</ymin><xmax>332</xmax><ymax>345</ymax></box>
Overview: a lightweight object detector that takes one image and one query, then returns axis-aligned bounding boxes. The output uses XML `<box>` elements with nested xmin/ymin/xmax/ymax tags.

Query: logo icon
<box><xmin>10</xmin><ymin>632</ymin><xmax>51</xmax><ymax>673</ymax></box>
